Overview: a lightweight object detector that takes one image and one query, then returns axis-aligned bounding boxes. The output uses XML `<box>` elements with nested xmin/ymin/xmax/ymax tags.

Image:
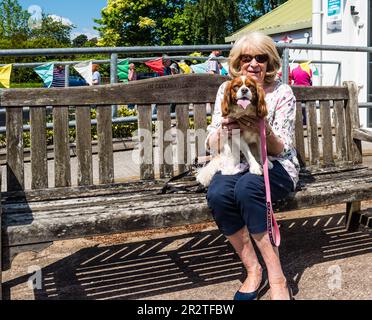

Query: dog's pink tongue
<box><xmin>237</xmin><ymin>99</ymin><xmax>250</xmax><ymax>109</ymax></box>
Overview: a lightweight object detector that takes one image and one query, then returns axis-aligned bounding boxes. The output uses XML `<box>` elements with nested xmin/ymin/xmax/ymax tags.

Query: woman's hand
<box><xmin>220</xmin><ymin>117</ymin><xmax>241</xmax><ymax>136</ymax></box>
<box><xmin>237</xmin><ymin>116</ymin><xmax>273</xmax><ymax>137</ymax></box>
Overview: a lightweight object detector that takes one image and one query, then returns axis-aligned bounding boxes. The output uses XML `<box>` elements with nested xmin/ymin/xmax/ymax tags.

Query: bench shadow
<box><xmin>3</xmin><ymin>212</ymin><xmax>372</xmax><ymax>300</ymax></box>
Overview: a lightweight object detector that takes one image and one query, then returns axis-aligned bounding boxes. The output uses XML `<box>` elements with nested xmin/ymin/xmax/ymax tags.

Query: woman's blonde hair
<box><xmin>92</xmin><ymin>64</ymin><xmax>99</xmax><ymax>72</ymax></box>
<box><xmin>228</xmin><ymin>32</ymin><xmax>281</xmax><ymax>84</ymax></box>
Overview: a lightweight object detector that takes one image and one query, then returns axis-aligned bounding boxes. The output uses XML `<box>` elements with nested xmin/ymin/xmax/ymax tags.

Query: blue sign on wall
<box><xmin>328</xmin><ymin>0</ymin><xmax>341</xmax><ymax>17</ymax></box>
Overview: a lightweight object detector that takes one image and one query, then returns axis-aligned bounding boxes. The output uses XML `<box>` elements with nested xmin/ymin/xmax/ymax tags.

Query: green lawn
<box><xmin>10</xmin><ymin>83</ymin><xmax>44</xmax><ymax>88</ymax></box>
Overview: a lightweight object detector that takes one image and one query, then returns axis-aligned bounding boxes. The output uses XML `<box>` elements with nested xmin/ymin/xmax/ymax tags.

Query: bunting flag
<box><xmin>190</xmin><ymin>62</ymin><xmax>209</xmax><ymax>74</ymax></box>
<box><xmin>117</xmin><ymin>59</ymin><xmax>130</xmax><ymax>81</ymax></box>
<box><xmin>178</xmin><ymin>62</ymin><xmax>192</xmax><ymax>74</ymax></box>
<box><xmin>34</xmin><ymin>62</ymin><xmax>54</xmax><ymax>88</ymax></box>
<box><xmin>74</xmin><ymin>60</ymin><xmax>93</xmax><ymax>86</ymax></box>
<box><xmin>311</xmin><ymin>64</ymin><xmax>320</xmax><ymax>76</ymax></box>
<box><xmin>0</xmin><ymin>64</ymin><xmax>12</xmax><ymax>88</ymax></box>
<box><xmin>280</xmin><ymin>35</ymin><xmax>293</xmax><ymax>43</ymax></box>
<box><xmin>145</xmin><ymin>58</ymin><xmax>164</xmax><ymax>76</ymax></box>
<box><xmin>221</xmin><ymin>62</ymin><xmax>229</xmax><ymax>75</ymax></box>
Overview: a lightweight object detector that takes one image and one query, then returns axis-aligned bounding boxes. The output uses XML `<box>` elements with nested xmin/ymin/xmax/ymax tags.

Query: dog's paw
<box><xmin>249</xmin><ymin>163</ymin><xmax>263</xmax><ymax>175</ymax></box>
<box><xmin>268</xmin><ymin>160</ymin><xmax>274</xmax><ymax>170</ymax></box>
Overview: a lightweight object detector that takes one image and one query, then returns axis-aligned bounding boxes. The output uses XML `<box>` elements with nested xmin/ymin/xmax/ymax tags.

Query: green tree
<box><xmin>0</xmin><ymin>0</ymin><xmax>30</xmax><ymax>41</ymax></box>
<box><xmin>189</xmin><ymin>0</ymin><xmax>242</xmax><ymax>44</ymax></box>
<box><xmin>29</xmin><ymin>14</ymin><xmax>74</xmax><ymax>46</ymax></box>
<box><xmin>239</xmin><ymin>0</ymin><xmax>288</xmax><ymax>23</ymax></box>
<box><xmin>72</xmin><ymin>34</ymin><xmax>88</xmax><ymax>47</ymax></box>
<box><xmin>95</xmin><ymin>0</ymin><xmax>188</xmax><ymax>46</ymax></box>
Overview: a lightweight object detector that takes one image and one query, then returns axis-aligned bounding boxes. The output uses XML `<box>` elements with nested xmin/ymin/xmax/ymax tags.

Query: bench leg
<box><xmin>346</xmin><ymin>201</ymin><xmax>361</xmax><ymax>232</ymax></box>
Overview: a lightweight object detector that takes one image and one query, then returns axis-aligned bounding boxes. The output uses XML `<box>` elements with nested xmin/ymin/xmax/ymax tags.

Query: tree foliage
<box><xmin>72</xmin><ymin>34</ymin><xmax>88</xmax><ymax>47</ymax></box>
<box><xmin>239</xmin><ymin>0</ymin><xmax>288</xmax><ymax>23</ymax></box>
<box><xmin>95</xmin><ymin>0</ymin><xmax>288</xmax><ymax>46</ymax></box>
<box><xmin>0</xmin><ymin>0</ymin><xmax>30</xmax><ymax>41</ymax></box>
<box><xmin>29</xmin><ymin>14</ymin><xmax>74</xmax><ymax>46</ymax></box>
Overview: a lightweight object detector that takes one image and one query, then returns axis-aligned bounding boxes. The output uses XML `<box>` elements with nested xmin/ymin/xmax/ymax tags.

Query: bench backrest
<box><xmin>0</xmin><ymin>74</ymin><xmax>362</xmax><ymax>192</ymax></box>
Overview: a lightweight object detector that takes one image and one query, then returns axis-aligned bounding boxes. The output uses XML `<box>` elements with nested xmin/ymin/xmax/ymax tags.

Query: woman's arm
<box><xmin>267</xmin><ymin>85</ymin><xmax>297</xmax><ymax>157</ymax></box>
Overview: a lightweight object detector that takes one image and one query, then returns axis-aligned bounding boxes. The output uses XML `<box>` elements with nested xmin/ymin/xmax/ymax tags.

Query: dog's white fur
<box><xmin>197</xmin><ymin>76</ymin><xmax>273</xmax><ymax>187</ymax></box>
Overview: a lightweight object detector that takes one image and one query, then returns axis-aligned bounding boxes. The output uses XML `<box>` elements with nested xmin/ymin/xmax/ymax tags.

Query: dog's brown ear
<box><xmin>256</xmin><ymin>84</ymin><xmax>268</xmax><ymax>118</ymax></box>
<box><xmin>221</xmin><ymin>81</ymin><xmax>232</xmax><ymax>117</ymax></box>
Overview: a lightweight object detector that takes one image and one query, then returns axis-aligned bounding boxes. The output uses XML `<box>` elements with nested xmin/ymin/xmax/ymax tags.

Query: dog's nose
<box><xmin>241</xmin><ymin>87</ymin><xmax>249</xmax><ymax>94</ymax></box>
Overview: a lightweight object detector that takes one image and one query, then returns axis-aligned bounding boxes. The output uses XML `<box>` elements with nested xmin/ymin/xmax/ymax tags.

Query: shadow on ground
<box><xmin>3</xmin><ymin>212</ymin><xmax>372</xmax><ymax>300</ymax></box>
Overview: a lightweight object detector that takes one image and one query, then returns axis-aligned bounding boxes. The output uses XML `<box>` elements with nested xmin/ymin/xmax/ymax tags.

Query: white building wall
<box><xmin>312</xmin><ymin>0</ymin><xmax>369</xmax><ymax>127</ymax></box>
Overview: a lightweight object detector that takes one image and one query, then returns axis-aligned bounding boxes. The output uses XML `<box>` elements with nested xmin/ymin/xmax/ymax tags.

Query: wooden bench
<box><xmin>1</xmin><ymin>74</ymin><xmax>372</xmax><ymax>299</ymax></box>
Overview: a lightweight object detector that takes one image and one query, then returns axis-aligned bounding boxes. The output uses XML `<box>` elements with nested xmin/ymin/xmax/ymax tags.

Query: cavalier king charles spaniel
<box><xmin>196</xmin><ymin>75</ymin><xmax>273</xmax><ymax>187</ymax></box>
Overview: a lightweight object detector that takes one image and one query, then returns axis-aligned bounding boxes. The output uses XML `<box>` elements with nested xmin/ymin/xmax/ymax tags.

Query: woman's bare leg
<box><xmin>251</xmin><ymin>231</ymin><xmax>290</xmax><ymax>300</ymax></box>
<box><xmin>226</xmin><ymin>227</ymin><xmax>263</xmax><ymax>292</ymax></box>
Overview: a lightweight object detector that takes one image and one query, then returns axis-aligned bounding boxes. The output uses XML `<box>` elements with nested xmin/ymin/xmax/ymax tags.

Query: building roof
<box><xmin>225</xmin><ymin>0</ymin><xmax>312</xmax><ymax>42</ymax></box>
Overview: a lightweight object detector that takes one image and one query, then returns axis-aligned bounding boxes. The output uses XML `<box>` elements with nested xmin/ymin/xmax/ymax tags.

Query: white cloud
<box><xmin>48</xmin><ymin>14</ymin><xmax>74</xmax><ymax>26</ymax></box>
<box><xmin>71</xmin><ymin>28</ymin><xmax>99</xmax><ymax>40</ymax></box>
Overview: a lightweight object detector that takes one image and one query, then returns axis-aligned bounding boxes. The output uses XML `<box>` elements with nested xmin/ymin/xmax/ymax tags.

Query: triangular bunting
<box><xmin>191</xmin><ymin>62</ymin><xmax>209</xmax><ymax>74</ymax></box>
<box><xmin>117</xmin><ymin>59</ymin><xmax>130</xmax><ymax>82</ymax></box>
<box><xmin>178</xmin><ymin>62</ymin><xmax>192</xmax><ymax>74</ymax></box>
<box><xmin>74</xmin><ymin>61</ymin><xmax>93</xmax><ymax>86</ymax></box>
<box><xmin>34</xmin><ymin>63</ymin><xmax>54</xmax><ymax>88</ymax></box>
<box><xmin>145</xmin><ymin>58</ymin><xmax>164</xmax><ymax>76</ymax></box>
<box><xmin>0</xmin><ymin>64</ymin><xmax>12</xmax><ymax>88</ymax></box>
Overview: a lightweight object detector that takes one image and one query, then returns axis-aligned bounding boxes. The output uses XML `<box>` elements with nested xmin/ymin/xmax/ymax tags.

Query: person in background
<box><xmin>51</xmin><ymin>65</ymin><xmax>65</xmax><ymax>87</ymax></box>
<box><xmin>92</xmin><ymin>64</ymin><xmax>101</xmax><ymax>85</ymax></box>
<box><xmin>290</xmin><ymin>63</ymin><xmax>313</xmax><ymax>124</ymax></box>
<box><xmin>128</xmin><ymin>63</ymin><xmax>137</xmax><ymax>81</ymax></box>
<box><xmin>207</xmin><ymin>50</ymin><xmax>222</xmax><ymax>74</ymax></box>
<box><xmin>290</xmin><ymin>63</ymin><xmax>312</xmax><ymax>86</ymax></box>
<box><xmin>127</xmin><ymin>63</ymin><xmax>137</xmax><ymax>110</ymax></box>
<box><xmin>169</xmin><ymin>62</ymin><xmax>180</xmax><ymax>75</ymax></box>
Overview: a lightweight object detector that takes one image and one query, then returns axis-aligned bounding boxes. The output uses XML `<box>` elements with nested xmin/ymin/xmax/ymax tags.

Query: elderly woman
<box><xmin>206</xmin><ymin>32</ymin><xmax>299</xmax><ymax>300</ymax></box>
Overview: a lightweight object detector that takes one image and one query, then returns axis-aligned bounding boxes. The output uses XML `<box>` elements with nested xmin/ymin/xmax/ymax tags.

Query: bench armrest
<box><xmin>353</xmin><ymin>128</ymin><xmax>372</xmax><ymax>143</ymax></box>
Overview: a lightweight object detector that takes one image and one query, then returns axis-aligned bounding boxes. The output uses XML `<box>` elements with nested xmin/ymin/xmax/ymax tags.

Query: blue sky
<box><xmin>19</xmin><ymin>0</ymin><xmax>107</xmax><ymax>39</ymax></box>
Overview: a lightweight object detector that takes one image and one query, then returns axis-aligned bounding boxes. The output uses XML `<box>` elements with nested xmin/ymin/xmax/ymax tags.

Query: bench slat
<box><xmin>97</xmin><ymin>106</ymin><xmax>114</xmax><ymax>184</ymax></box>
<box><xmin>176</xmin><ymin>104</ymin><xmax>190</xmax><ymax>173</ymax></box>
<box><xmin>53</xmin><ymin>107</ymin><xmax>71</xmax><ymax>187</ymax></box>
<box><xmin>0</xmin><ymin>74</ymin><xmax>228</xmax><ymax>107</ymax></box>
<box><xmin>292</xmin><ymin>86</ymin><xmax>349</xmax><ymax>101</ymax></box>
<box><xmin>295</xmin><ymin>102</ymin><xmax>306</xmax><ymax>166</ymax></box>
<box><xmin>320</xmin><ymin>101</ymin><xmax>335</xmax><ymax>166</ymax></box>
<box><xmin>30</xmin><ymin>107</ymin><xmax>48</xmax><ymax>190</ymax></box>
<box><xmin>333</xmin><ymin>100</ymin><xmax>348</xmax><ymax>162</ymax></box>
<box><xmin>75</xmin><ymin>106</ymin><xmax>93</xmax><ymax>186</ymax></box>
<box><xmin>306</xmin><ymin>102</ymin><xmax>319</xmax><ymax>165</ymax></box>
<box><xmin>344</xmin><ymin>81</ymin><xmax>363</xmax><ymax>164</ymax></box>
<box><xmin>193</xmin><ymin>104</ymin><xmax>208</xmax><ymax>158</ymax></box>
<box><xmin>157</xmin><ymin>105</ymin><xmax>173</xmax><ymax>178</ymax></box>
<box><xmin>138</xmin><ymin>105</ymin><xmax>154</xmax><ymax>180</ymax></box>
<box><xmin>6</xmin><ymin>108</ymin><xmax>24</xmax><ymax>191</ymax></box>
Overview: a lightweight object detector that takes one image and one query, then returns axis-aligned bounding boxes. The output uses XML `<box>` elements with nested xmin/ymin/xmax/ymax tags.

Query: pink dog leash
<box><xmin>259</xmin><ymin>119</ymin><xmax>281</xmax><ymax>247</ymax></box>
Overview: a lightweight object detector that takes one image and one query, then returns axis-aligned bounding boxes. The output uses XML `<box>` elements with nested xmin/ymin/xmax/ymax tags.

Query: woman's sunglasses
<box><xmin>240</xmin><ymin>54</ymin><xmax>269</xmax><ymax>64</ymax></box>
